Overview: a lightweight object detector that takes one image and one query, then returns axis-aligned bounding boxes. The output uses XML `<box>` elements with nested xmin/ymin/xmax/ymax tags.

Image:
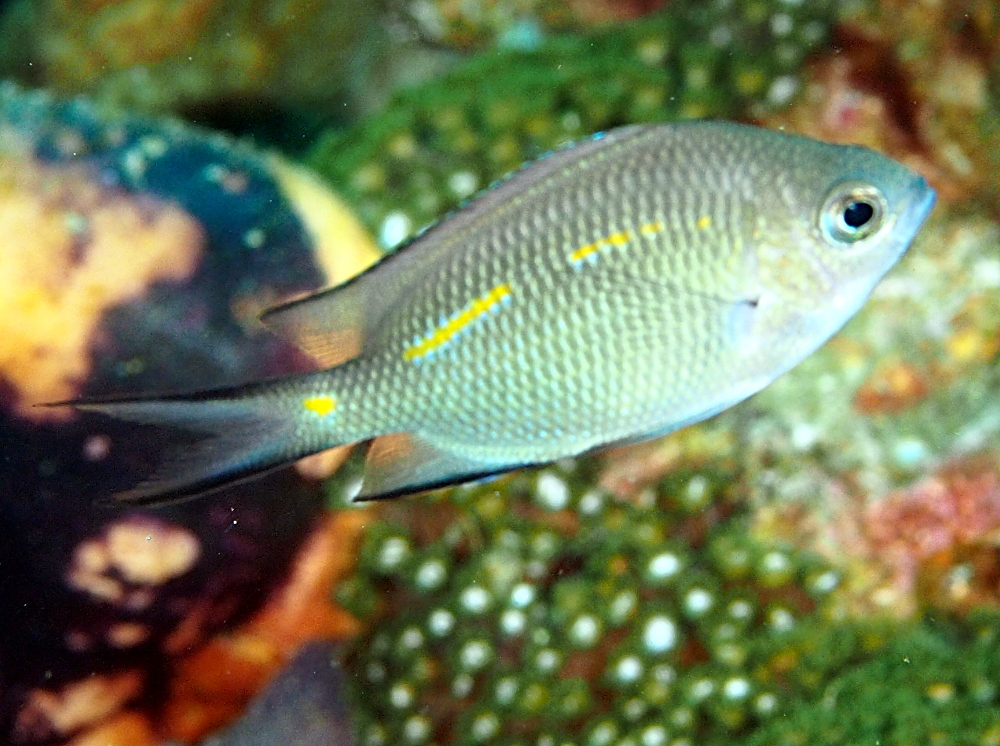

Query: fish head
<box><xmin>748</xmin><ymin>136</ymin><xmax>936</xmax><ymax>343</ymax></box>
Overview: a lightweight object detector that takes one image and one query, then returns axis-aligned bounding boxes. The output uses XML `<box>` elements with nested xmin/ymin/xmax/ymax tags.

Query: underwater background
<box><xmin>0</xmin><ymin>0</ymin><xmax>998</xmax><ymax>744</ymax></box>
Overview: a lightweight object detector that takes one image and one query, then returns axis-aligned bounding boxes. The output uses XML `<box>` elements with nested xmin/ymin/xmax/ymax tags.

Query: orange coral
<box><xmin>161</xmin><ymin>508</ymin><xmax>371</xmax><ymax>743</ymax></box>
<box><xmin>0</xmin><ymin>150</ymin><xmax>202</xmax><ymax>421</ymax></box>
<box><xmin>67</xmin><ymin>712</ymin><xmax>157</xmax><ymax>746</ymax></box>
<box><xmin>13</xmin><ymin>670</ymin><xmax>145</xmax><ymax>743</ymax></box>
<box><xmin>853</xmin><ymin>360</ymin><xmax>931</xmax><ymax>414</ymax></box>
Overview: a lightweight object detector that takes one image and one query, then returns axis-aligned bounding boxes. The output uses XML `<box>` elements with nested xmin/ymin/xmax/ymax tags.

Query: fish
<box><xmin>53</xmin><ymin>121</ymin><xmax>936</xmax><ymax>505</ymax></box>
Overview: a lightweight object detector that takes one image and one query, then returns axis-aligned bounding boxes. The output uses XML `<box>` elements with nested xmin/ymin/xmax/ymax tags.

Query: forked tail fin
<box><xmin>49</xmin><ymin>384</ymin><xmax>309</xmax><ymax>506</ymax></box>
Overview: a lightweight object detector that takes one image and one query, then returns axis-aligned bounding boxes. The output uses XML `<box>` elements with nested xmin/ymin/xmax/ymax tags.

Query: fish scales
<box><xmin>366</xmin><ymin>130</ymin><xmax>755</xmax><ymax>445</ymax></box>
<box><xmin>56</xmin><ymin>122</ymin><xmax>936</xmax><ymax>503</ymax></box>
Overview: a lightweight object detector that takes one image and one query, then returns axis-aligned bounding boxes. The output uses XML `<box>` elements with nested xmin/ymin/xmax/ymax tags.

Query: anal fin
<box><xmin>355</xmin><ymin>433</ymin><xmax>525</xmax><ymax>501</ymax></box>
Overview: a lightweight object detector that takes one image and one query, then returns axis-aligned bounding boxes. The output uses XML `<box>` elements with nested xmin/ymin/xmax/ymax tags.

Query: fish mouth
<box><xmin>902</xmin><ymin>175</ymin><xmax>937</xmax><ymax>240</ymax></box>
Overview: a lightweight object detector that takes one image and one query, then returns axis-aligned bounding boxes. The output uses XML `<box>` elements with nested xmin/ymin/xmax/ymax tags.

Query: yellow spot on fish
<box><xmin>404</xmin><ymin>283</ymin><xmax>513</xmax><ymax>362</ymax></box>
<box><xmin>697</xmin><ymin>215</ymin><xmax>712</xmax><ymax>230</ymax></box>
<box><xmin>302</xmin><ymin>395</ymin><xmax>337</xmax><ymax>416</ymax></box>
<box><xmin>568</xmin><ymin>241</ymin><xmax>601</xmax><ymax>265</ymax></box>
<box><xmin>568</xmin><ymin>221</ymin><xmax>666</xmax><ymax>269</ymax></box>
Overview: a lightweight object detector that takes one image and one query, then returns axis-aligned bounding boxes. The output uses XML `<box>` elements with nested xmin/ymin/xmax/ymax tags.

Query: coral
<box><xmin>337</xmin><ymin>455</ymin><xmax>1000</xmax><ymax>746</ymax></box>
<box><xmin>0</xmin><ymin>0</ymin><xmax>377</xmax><ymax>118</ymax></box>
<box><xmin>743</xmin><ymin>614</ymin><xmax>1000</xmax><ymax>746</ymax></box>
<box><xmin>336</xmin><ymin>459</ymin><xmax>844</xmax><ymax>746</ymax></box>
<box><xmin>0</xmin><ymin>83</ymin><xmax>378</xmax><ymax>744</ymax></box>
<box><xmin>734</xmin><ymin>207</ymin><xmax>1000</xmax><ymax>531</ymax></box>
<box><xmin>0</xmin><ymin>148</ymin><xmax>202</xmax><ymax>421</ymax></box>
<box><xmin>756</xmin><ymin>458</ymin><xmax>1000</xmax><ymax>618</ymax></box>
<box><xmin>203</xmin><ymin>640</ymin><xmax>355</xmax><ymax>746</ymax></box>
<box><xmin>12</xmin><ymin>671</ymin><xmax>145</xmax><ymax>744</ymax></box>
<box><xmin>310</xmin><ymin>0</ymin><xmax>843</xmax><ymax>250</ymax></box>
<box><xmin>393</xmin><ymin>0</ymin><xmax>666</xmax><ymax>52</ymax></box>
<box><xmin>762</xmin><ymin>0</ymin><xmax>1000</xmax><ymax>205</ymax></box>
<box><xmin>162</xmin><ymin>511</ymin><xmax>368</xmax><ymax>743</ymax></box>
<box><xmin>67</xmin><ymin>712</ymin><xmax>157</xmax><ymax>746</ymax></box>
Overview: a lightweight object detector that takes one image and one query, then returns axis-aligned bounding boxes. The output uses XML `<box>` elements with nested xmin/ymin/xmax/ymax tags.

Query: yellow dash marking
<box><xmin>696</xmin><ymin>215</ymin><xmax>712</xmax><ymax>230</ymax></box>
<box><xmin>568</xmin><ymin>221</ymin><xmax>667</xmax><ymax>269</ymax></box>
<box><xmin>568</xmin><ymin>229</ymin><xmax>633</xmax><ymax>266</ymax></box>
<box><xmin>302</xmin><ymin>395</ymin><xmax>337</xmax><ymax>416</ymax></box>
<box><xmin>568</xmin><ymin>242</ymin><xmax>600</xmax><ymax>265</ymax></box>
<box><xmin>404</xmin><ymin>283</ymin><xmax>512</xmax><ymax>362</ymax></box>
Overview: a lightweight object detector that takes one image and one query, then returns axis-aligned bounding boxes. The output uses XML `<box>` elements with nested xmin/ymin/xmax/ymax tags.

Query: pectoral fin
<box><xmin>355</xmin><ymin>433</ymin><xmax>525</xmax><ymax>501</ymax></box>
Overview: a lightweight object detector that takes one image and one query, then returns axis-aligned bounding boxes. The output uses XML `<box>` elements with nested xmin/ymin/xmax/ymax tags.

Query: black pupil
<box><xmin>843</xmin><ymin>200</ymin><xmax>875</xmax><ymax>229</ymax></box>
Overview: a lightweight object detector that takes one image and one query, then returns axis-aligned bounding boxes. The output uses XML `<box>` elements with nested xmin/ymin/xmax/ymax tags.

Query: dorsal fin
<box><xmin>261</xmin><ymin>126</ymin><xmax>651</xmax><ymax>368</ymax></box>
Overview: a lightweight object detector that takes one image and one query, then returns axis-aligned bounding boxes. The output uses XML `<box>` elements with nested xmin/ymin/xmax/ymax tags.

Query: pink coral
<box><xmin>833</xmin><ymin>463</ymin><xmax>1000</xmax><ymax>616</ymax></box>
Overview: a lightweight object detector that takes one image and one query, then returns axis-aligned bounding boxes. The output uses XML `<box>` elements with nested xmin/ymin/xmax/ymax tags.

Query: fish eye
<box><xmin>821</xmin><ymin>183</ymin><xmax>887</xmax><ymax>245</ymax></box>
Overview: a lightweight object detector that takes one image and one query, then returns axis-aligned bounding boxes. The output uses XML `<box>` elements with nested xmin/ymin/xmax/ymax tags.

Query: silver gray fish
<box><xmin>60</xmin><ymin>122</ymin><xmax>936</xmax><ymax>504</ymax></box>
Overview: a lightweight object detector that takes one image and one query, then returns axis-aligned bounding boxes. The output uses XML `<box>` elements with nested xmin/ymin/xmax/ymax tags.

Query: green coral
<box><xmin>745</xmin><ymin>614</ymin><xmax>1000</xmax><ymax>746</ymax></box>
<box><xmin>335</xmin><ymin>460</ymin><xmax>847</xmax><ymax>746</ymax></box>
<box><xmin>309</xmin><ymin>1</ymin><xmax>842</xmax><ymax>250</ymax></box>
<box><xmin>335</xmin><ymin>463</ymin><xmax>1000</xmax><ymax>746</ymax></box>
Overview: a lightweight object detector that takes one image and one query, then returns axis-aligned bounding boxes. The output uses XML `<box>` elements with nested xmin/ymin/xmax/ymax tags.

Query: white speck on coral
<box><xmin>415</xmin><ymin>559</ymin><xmax>447</xmax><ymax>590</ymax></box>
<box><xmin>791</xmin><ymin>423</ymin><xmax>819</xmax><ymax>450</ymax></box>
<box><xmin>648</xmin><ymin>552</ymin><xmax>681</xmax><ymax>580</ymax></box>
<box><xmin>723</xmin><ymin>677</ymin><xmax>751</xmax><ymax>700</ymax></box>
<box><xmin>615</xmin><ymin>655</ymin><xmax>643</xmax><ymax>683</ymax></box>
<box><xmin>459</xmin><ymin>640</ymin><xmax>490</xmax><ymax>670</ymax></box>
<box><xmin>399</xmin><ymin>626</ymin><xmax>424</xmax><ymax>650</ymax></box>
<box><xmin>509</xmin><ymin>582</ymin><xmax>535</xmax><ymax>608</ymax></box>
<box><xmin>755</xmin><ymin>692</ymin><xmax>778</xmax><ymax>714</ymax></box>
<box><xmin>452</xmin><ymin>673</ymin><xmax>474</xmax><ymax>697</ymax></box>
<box><xmin>643</xmin><ymin>615</ymin><xmax>678</xmax><ymax>653</ymax></box>
<box><xmin>767</xmin><ymin>75</ymin><xmax>799</xmax><ymax>107</ymax></box>
<box><xmin>708</xmin><ymin>25</ymin><xmax>732</xmax><ymax>48</ymax></box>
<box><xmin>500</xmin><ymin>609</ymin><xmax>526</xmax><ymax>636</ymax></box>
<box><xmin>427</xmin><ymin>608</ymin><xmax>455</xmax><ymax>637</ymax></box>
<box><xmin>686</xmin><ymin>475</ymin><xmax>709</xmax><ymax>503</ymax></box>
<box><xmin>577</xmin><ymin>489</ymin><xmax>604</xmax><ymax>515</ymax></box>
<box><xmin>769</xmin><ymin>607</ymin><xmax>796</xmax><ymax>631</ymax></box>
<box><xmin>811</xmin><ymin>571</ymin><xmax>840</xmax><ymax>594</ymax></box>
<box><xmin>380</xmin><ymin>211</ymin><xmax>412</xmax><ymax>249</ymax></box>
<box><xmin>536</xmin><ymin>472</ymin><xmax>570</xmax><ymax>510</ymax></box>
<box><xmin>770</xmin><ymin>13</ymin><xmax>794</xmax><ymax>36</ymax></box>
<box><xmin>762</xmin><ymin>551</ymin><xmax>791</xmax><ymax>575</ymax></box>
<box><xmin>403</xmin><ymin>715</ymin><xmax>431</xmax><ymax>743</ymax></box>
<box><xmin>389</xmin><ymin>682</ymin><xmax>414</xmax><ymax>709</ymax></box>
<box><xmin>447</xmin><ymin>171</ymin><xmax>478</xmax><ymax>199</ymax></box>
<box><xmin>729</xmin><ymin>599</ymin><xmax>753</xmax><ymax>619</ymax></box>
<box><xmin>460</xmin><ymin>585</ymin><xmax>491</xmax><ymax>614</ymax></box>
<box><xmin>243</xmin><ymin>228</ymin><xmax>265</xmax><ymax>249</ymax></box>
<box><xmin>378</xmin><ymin>536</ymin><xmax>410</xmax><ymax>570</ymax></box>
<box><xmin>569</xmin><ymin>614</ymin><xmax>600</xmax><ymax>646</ymax></box>
<box><xmin>690</xmin><ymin>678</ymin><xmax>715</xmax><ymax>700</ymax></box>
<box><xmin>641</xmin><ymin>725</ymin><xmax>667</xmax><ymax>746</ymax></box>
<box><xmin>685</xmin><ymin>588</ymin><xmax>714</xmax><ymax>616</ymax></box>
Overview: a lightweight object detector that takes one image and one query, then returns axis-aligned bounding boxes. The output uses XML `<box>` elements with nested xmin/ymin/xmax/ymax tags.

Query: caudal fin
<box><xmin>53</xmin><ymin>386</ymin><xmax>304</xmax><ymax>506</ymax></box>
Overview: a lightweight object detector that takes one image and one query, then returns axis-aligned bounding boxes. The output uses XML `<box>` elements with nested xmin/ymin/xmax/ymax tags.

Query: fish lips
<box><xmin>896</xmin><ymin>175</ymin><xmax>937</xmax><ymax>256</ymax></box>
